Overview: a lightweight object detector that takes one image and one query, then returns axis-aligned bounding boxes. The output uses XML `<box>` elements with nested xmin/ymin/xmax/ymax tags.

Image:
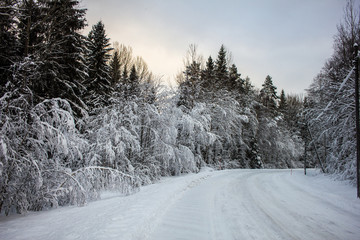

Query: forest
<box><xmin>0</xmin><ymin>0</ymin><xmax>358</xmax><ymax>215</ymax></box>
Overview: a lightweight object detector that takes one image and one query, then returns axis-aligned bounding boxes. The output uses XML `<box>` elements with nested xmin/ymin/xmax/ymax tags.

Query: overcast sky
<box><xmin>81</xmin><ymin>0</ymin><xmax>346</xmax><ymax>94</ymax></box>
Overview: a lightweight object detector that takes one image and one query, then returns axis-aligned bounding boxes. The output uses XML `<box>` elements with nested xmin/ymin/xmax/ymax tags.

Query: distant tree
<box><xmin>177</xmin><ymin>44</ymin><xmax>203</xmax><ymax>108</ymax></box>
<box><xmin>259</xmin><ymin>75</ymin><xmax>278</xmax><ymax>110</ymax></box>
<box><xmin>215</xmin><ymin>45</ymin><xmax>229</xmax><ymax>88</ymax></box>
<box><xmin>143</xmin><ymin>82</ymin><xmax>157</xmax><ymax>104</ymax></box>
<box><xmin>85</xmin><ymin>21</ymin><xmax>113</xmax><ymax>110</ymax></box>
<box><xmin>134</xmin><ymin>56</ymin><xmax>152</xmax><ymax>81</ymax></box>
<box><xmin>109</xmin><ymin>50</ymin><xmax>121</xmax><ymax>87</ymax></box>
<box><xmin>125</xmin><ymin>65</ymin><xmax>141</xmax><ymax>100</ymax></box>
<box><xmin>201</xmin><ymin>56</ymin><xmax>215</xmax><ymax>90</ymax></box>
<box><xmin>113</xmin><ymin>43</ymin><xmax>134</xmax><ymax>76</ymax></box>
<box><xmin>278</xmin><ymin>89</ymin><xmax>287</xmax><ymax>113</ymax></box>
<box><xmin>247</xmin><ymin>138</ymin><xmax>262</xmax><ymax>169</ymax></box>
<box><xmin>243</xmin><ymin>76</ymin><xmax>254</xmax><ymax>95</ymax></box>
<box><xmin>228</xmin><ymin>64</ymin><xmax>244</xmax><ymax>93</ymax></box>
<box><xmin>285</xmin><ymin>94</ymin><xmax>303</xmax><ymax>132</ymax></box>
<box><xmin>122</xmin><ymin>65</ymin><xmax>128</xmax><ymax>80</ymax></box>
<box><xmin>178</xmin><ymin>60</ymin><xmax>201</xmax><ymax>109</ymax></box>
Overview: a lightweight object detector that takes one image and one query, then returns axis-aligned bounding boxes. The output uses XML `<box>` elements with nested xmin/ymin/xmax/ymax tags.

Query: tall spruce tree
<box><xmin>85</xmin><ymin>21</ymin><xmax>113</xmax><ymax>109</ymax></box>
<box><xmin>259</xmin><ymin>75</ymin><xmax>278</xmax><ymax>110</ymax></box>
<box><xmin>278</xmin><ymin>89</ymin><xmax>287</xmax><ymax>113</ymax></box>
<box><xmin>17</xmin><ymin>0</ymin><xmax>44</xmax><ymax>58</ymax></box>
<box><xmin>126</xmin><ymin>65</ymin><xmax>140</xmax><ymax>100</ymax></box>
<box><xmin>201</xmin><ymin>56</ymin><xmax>215</xmax><ymax>91</ymax></box>
<box><xmin>36</xmin><ymin>0</ymin><xmax>88</xmax><ymax>116</ymax></box>
<box><xmin>215</xmin><ymin>45</ymin><xmax>229</xmax><ymax>88</ymax></box>
<box><xmin>109</xmin><ymin>50</ymin><xmax>121</xmax><ymax>87</ymax></box>
<box><xmin>247</xmin><ymin>137</ymin><xmax>262</xmax><ymax>169</ymax></box>
<box><xmin>228</xmin><ymin>64</ymin><xmax>244</xmax><ymax>93</ymax></box>
<box><xmin>178</xmin><ymin>60</ymin><xmax>201</xmax><ymax>109</ymax></box>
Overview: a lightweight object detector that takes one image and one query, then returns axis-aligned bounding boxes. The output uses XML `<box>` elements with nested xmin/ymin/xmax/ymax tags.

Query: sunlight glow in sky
<box><xmin>81</xmin><ymin>0</ymin><xmax>345</xmax><ymax>94</ymax></box>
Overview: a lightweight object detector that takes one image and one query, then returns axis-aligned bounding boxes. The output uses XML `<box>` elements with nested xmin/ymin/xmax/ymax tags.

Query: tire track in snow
<box><xmin>148</xmin><ymin>170</ymin><xmax>234</xmax><ymax>240</ymax></box>
<box><xmin>148</xmin><ymin>169</ymin><xmax>360</xmax><ymax>240</ymax></box>
<box><xmin>218</xmin><ymin>170</ymin><xmax>305</xmax><ymax>240</ymax></box>
<box><xmin>244</xmin><ymin>170</ymin><xmax>359</xmax><ymax>240</ymax></box>
<box><xmin>284</xmin><ymin>172</ymin><xmax>360</xmax><ymax>219</ymax></box>
<box><xmin>246</xmin><ymin>171</ymin><xmax>327</xmax><ymax>240</ymax></box>
<box><xmin>133</xmin><ymin>173</ymin><xmax>213</xmax><ymax>240</ymax></box>
<box><xmin>243</xmin><ymin>172</ymin><xmax>303</xmax><ymax>240</ymax></box>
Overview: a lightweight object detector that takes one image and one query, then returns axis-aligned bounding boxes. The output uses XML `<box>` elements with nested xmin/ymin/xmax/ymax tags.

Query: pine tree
<box><xmin>85</xmin><ymin>21</ymin><xmax>113</xmax><ymax>109</ymax></box>
<box><xmin>178</xmin><ymin>60</ymin><xmax>201</xmax><ymax>109</ymax></box>
<box><xmin>36</xmin><ymin>0</ymin><xmax>88</xmax><ymax>116</ymax></box>
<box><xmin>122</xmin><ymin>66</ymin><xmax>128</xmax><ymax>80</ymax></box>
<box><xmin>109</xmin><ymin>50</ymin><xmax>121</xmax><ymax>87</ymax></box>
<box><xmin>278</xmin><ymin>89</ymin><xmax>287</xmax><ymax>113</ymax></box>
<box><xmin>201</xmin><ymin>56</ymin><xmax>215</xmax><ymax>90</ymax></box>
<box><xmin>243</xmin><ymin>76</ymin><xmax>254</xmax><ymax>94</ymax></box>
<box><xmin>229</xmin><ymin>64</ymin><xmax>244</xmax><ymax>93</ymax></box>
<box><xmin>17</xmin><ymin>0</ymin><xmax>44</xmax><ymax>57</ymax></box>
<box><xmin>126</xmin><ymin>65</ymin><xmax>140</xmax><ymax>100</ymax></box>
<box><xmin>259</xmin><ymin>75</ymin><xmax>278</xmax><ymax>110</ymax></box>
<box><xmin>215</xmin><ymin>45</ymin><xmax>229</xmax><ymax>88</ymax></box>
<box><xmin>247</xmin><ymin>138</ymin><xmax>262</xmax><ymax>169</ymax></box>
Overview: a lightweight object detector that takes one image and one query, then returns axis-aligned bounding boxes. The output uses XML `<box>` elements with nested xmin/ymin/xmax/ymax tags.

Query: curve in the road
<box><xmin>149</xmin><ymin>169</ymin><xmax>360</xmax><ymax>240</ymax></box>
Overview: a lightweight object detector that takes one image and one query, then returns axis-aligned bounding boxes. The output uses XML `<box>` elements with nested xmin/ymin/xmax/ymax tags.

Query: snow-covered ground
<box><xmin>1</xmin><ymin>168</ymin><xmax>359</xmax><ymax>240</ymax></box>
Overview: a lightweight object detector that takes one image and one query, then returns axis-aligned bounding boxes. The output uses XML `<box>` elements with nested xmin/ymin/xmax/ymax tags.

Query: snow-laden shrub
<box><xmin>0</xmin><ymin>92</ymin><xmax>139</xmax><ymax>215</ymax></box>
<box><xmin>45</xmin><ymin>166</ymin><xmax>139</xmax><ymax>207</ymax></box>
<box><xmin>86</xmin><ymin>106</ymin><xmax>140</xmax><ymax>171</ymax></box>
<box><xmin>258</xmin><ymin>114</ymin><xmax>303</xmax><ymax>168</ymax></box>
<box><xmin>306</xmin><ymin>68</ymin><xmax>357</xmax><ymax>183</ymax></box>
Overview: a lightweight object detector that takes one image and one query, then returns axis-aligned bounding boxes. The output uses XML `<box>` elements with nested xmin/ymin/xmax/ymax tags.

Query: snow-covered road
<box><xmin>1</xmin><ymin>169</ymin><xmax>360</xmax><ymax>240</ymax></box>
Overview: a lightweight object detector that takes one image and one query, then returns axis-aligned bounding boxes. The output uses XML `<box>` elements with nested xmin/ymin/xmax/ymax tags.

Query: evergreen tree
<box><xmin>259</xmin><ymin>75</ymin><xmax>278</xmax><ymax>109</ymax></box>
<box><xmin>125</xmin><ymin>65</ymin><xmax>140</xmax><ymax>100</ymax></box>
<box><xmin>247</xmin><ymin>138</ymin><xmax>262</xmax><ymax>169</ymax></box>
<box><xmin>228</xmin><ymin>64</ymin><xmax>244</xmax><ymax>93</ymax></box>
<box><xmin>185</xmin><ymin>61</ymin><xmax>201</xmax><ymax>88</ymax></box>
<box><xmin>0</xmin><ymin>0</ymin><xmax>19</xmax><ymax>94</ymax></box>
<box><xmin>215</xmin><ymin>45</ymin><xmax>229</xmax><ymax>88</ymax></box>
<box><xmin>278</xmin><ymin>89</ymin><xmax>287</xmax><ymax>113</ymax></box>
<box><xmin>36</xmin><ymin>0</ymin><xmax>88</xmax><ymax>116</ymax></box>
<box><xmin>122</xmin><ymin>66</ymin><xmax>128</xmax><ymax>80</ymax></box>
<box><xmin>109</xmin><ymin>50</ymin><xmax>121</xmax><ymax>87</ymax></box>
<box><xmin>177</xmin><ymin>80</ymin><xmax>192</xmax><ymax>109</ymax></box>
<box><xmin>201</xmin><ymin>56</ymin><xmax>215</xmax><ymax>90</ymax></box>
<box><xmin>285</xmin><ymin>94</ymin><xmax>303</xmax><ymax>132</ymax></box>
<box><xmin>17</xmin><ymin>0</ymin><xmax>44</xmax><ymax>57</ymax></box>
<box><xmin>85</xmin><ymin>21</ymin><xmax>113</xmax><ymax>109</ymax></box>
<box><xmin>178</xmin><ymin>60</ymin><xmax>201</xmax><ymax>109</ymax></box>
<box><xmin>243</xmin><ymin>76</ymin><xmax>254</xmax><ymax>95</ymax></box>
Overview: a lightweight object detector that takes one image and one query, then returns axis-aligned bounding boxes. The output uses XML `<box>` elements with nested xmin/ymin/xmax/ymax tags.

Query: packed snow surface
<box><xmin>1</xmin><ymin>169</ymin><xmax>360</xmax><ymax>240</ymax></box>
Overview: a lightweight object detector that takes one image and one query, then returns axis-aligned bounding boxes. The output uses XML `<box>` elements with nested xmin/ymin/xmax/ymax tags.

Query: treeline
<box><xmin>5</xmin><ymin>0</ymin><xmax>354</xmax><ymax>215</ymax></box>
<box><xmin>176</xmin><ymin>45</ymin><xmax>304</xmax><ymax>170</ymax></box>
